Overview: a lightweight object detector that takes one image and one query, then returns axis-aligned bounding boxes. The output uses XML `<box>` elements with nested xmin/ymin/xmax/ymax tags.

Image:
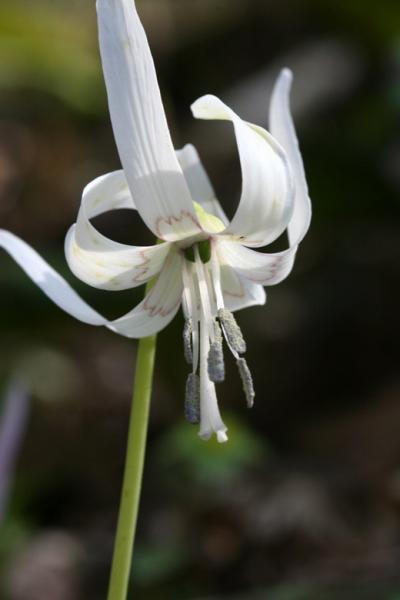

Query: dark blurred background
<box><xmin>0</xmin><ymin>0</ymin><xmax>399</xmax><ymax>598</ymax></box>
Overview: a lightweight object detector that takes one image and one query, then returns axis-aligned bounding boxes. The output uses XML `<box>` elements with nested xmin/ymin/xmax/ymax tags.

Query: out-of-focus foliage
<box><xmin>156</xmin><ymin>416</ymin><xmax>265</xmax><ymax>486</ymax></box>
<box><xmin>0</xmin><ymin>1</ymin><xmax>103</xmax><ymax>114</ymax></box>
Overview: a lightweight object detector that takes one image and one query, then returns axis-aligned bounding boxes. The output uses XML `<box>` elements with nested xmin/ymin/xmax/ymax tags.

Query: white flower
<box><xmin>0</xmin><ymin>0</ymin><xmax>311</xmax><ymax>442</ymax></box>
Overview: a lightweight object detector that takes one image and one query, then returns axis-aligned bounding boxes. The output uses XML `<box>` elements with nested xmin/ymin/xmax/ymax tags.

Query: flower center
<box><xmin>184</xmin><ymin>239</ymin><xmax>211</xmax><ymax>263</ymax></box>
<box><xmin>181</xmin><ymin>239</ymin><xmax>255</xmax><ymax>443</ymax></box>
<box><xmin>183</xmin><ymin>202</ymin><xmax>225</xmax><ymax>262</ymax></box>
<box><xmin>193</xmin><ymin>201</ymin><xmax>225</xmax><ymax>234</ymax></box>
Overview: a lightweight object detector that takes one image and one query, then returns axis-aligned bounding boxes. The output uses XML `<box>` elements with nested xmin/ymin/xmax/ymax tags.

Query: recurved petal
<box><xmin>219</xmin><ymin>261</ymin><xmax>267</xmax><ymax>311</ymax></box>
<box><xmin>269</xmin><ymin>69</ymin><xmax>311</xmax><ymax>245</ymax></box>
<box><xmin>96</xmin><ymin>0</ymin><xmax>201</xmax><ymax>242</ymax></box>
<box><xmin>176</xmin><ymin>144</ymin><xmax>228</xmax><ymax>225</ymax></box>
<box><xmin>0</xmin><ymin>229</ymin><xmax>181</xmax><ymax>338</ymax></box>
<box><xmin>214</xmin><ymin>71</ymin><xmax>312</xmax><ymax>288</ymax></box>
<box><xmin>218</xmin><ymin>240</ymin><xmax>296</xmax><ymax>287</ymax></box>
<box><xmin>78</xmin><ymin>169</ymin><xmax>134</xmax><ymax>219</ymax></box>
<box><xmin>108</xmin><ymin>247</ymin><xmax>183</xmax><ymax>338</ymax></box>
<box><xmin>0</xmin><ymin>230</ymin><xmax>105</xmax><ymax>326</ymax></box>
<box><xmin>74</xmin><ymin>170</ymin><xmax>134</xmax><ymax>251</ymax></box>
<box><xmin>67</xmin><ymin>170</ymin><xmax>171</xmax><ymax>290</ymax></box>
<box><xmin>65</xmin><ymin>227</ymin><xmax>170</xmax><ymax>291</ymax></box>
<box><xmin>191</xmin><ymin>94</ymin><xmax>294</xmax><ymax>247</ymax></box>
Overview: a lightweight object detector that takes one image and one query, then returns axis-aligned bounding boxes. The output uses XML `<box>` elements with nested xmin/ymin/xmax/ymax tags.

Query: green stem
<box><xmin>107</xmin><ymin>321</ymin><xmax>157</xmax><ymax>600</ymax></box>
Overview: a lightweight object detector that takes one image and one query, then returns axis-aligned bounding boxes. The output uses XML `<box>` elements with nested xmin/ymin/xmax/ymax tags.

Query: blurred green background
<box><xmin>0</xmin><ymin>0</ymin><xmax>400</xmax><ymax>598</ymax></box>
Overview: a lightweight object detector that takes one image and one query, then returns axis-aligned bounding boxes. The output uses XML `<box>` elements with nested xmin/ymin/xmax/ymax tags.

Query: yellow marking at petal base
<box><xmin>194</xmin><ymin>202</ymin><xmax>225</xmax><ymax>234</ymax></box>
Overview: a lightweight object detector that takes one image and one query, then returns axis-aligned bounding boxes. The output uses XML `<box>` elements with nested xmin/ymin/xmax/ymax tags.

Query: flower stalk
<box><xmin>107</xmin><ymin>292</ymin><xmax>157</xmax><ymax>600</ymax></box>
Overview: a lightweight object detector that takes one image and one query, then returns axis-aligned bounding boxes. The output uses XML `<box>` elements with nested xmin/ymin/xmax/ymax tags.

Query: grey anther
<box><xmin>237</xmin><ymin>357</ymin><xmax>255</xmax><ymax>408</ymax></box>
<box><xmin>218</xmin><ymin>308</ymin><xmax>246</xmax><ymax>354</ymax></box>
<box><xmin>208</xmin><ymin>321</ymin><xmax>225</xmax><ymax>383</ymax></box>
<box><xmin>183</xmin><ymin>318</ymin><xmax>193</xmax><ymax>364</ymax></box>
<box><xmin>184</xmin><ymin>373</ymin><xmax>200</xmax><ymax>424</ymax></box>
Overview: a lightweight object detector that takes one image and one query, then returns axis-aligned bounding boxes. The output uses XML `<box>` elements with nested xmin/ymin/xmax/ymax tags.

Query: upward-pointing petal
<box><xmin>191</xmin><ymin>95</ymin><xmax>295</xmax><ymax>248</ymax></box>
<box><xmin>269</xmin><ymin>69</ymin><xmax>311</xmax><ymax>245</ymax></box>
<box><xmin>216</xmin><ymin>70</ymin><xmax>312</xmax><ymax>289</ymax></box>
<box><xmin>96</xmin><ymin>0</ymin><xmax>202</xmax><ymax>242</ymax></box>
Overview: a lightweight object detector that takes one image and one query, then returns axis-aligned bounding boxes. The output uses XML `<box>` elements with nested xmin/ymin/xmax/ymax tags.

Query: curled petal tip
<box><xmin>191</xmin><ymin>94</ymin><xmax>226</xmax><ymax>120</ymax></box>
<box><xmin>275</xmin><ymin>68</ymin><xmax>293</xmax><ymax>95</ymax></box>
<box><xmin>280</xmin><ymin>67</ymin><xmax>293</xmax><ymax>82</ymax></box>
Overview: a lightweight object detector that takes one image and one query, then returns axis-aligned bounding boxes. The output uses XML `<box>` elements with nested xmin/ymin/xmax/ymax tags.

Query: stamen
<box><xmin>183</xmin><ymin>318</ymin><xmax>193</xmax><ymax>364</ymax></box>
<box><xmin>237</xmin><ymin>357</ymin><xmax>255</xmax><ymax>408</ymax></box>
<box><xmin>184</xmin><ymin>373</ymin><xmax>200</xmax><ymax>424</ymax></box>
<box><xmin>218</xmin><ymin>308</ymin><xmax>246</xmax><ymax>355</ymax></box>
<box><xmin>207</xmin><ymin>321</ymin><xmax>225</xmax><ymax>383</ymax></box>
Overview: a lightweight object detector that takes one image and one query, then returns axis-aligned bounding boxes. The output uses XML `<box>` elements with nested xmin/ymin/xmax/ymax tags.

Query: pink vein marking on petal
<box><xmin>222</xmin><ymin>271</ymin><xmax>246</xmax><ymax>298</ymax></box>
<box><xmin>143</xmin><ymin>289</ymin><xmax>182</xmax><ymax>318</ymax></box>
<box><xmin>154</xmin><ymin>210</ymin><xmax>201</xmax><ymax>240</ymax></box>
<box><xmin>131</xmin><ymin>248</ymin><xmax>162</xmax><ymax>284</ymax></box>
<box><xmin>245</xmin><ymin>254</ymin><xmax>292</xmax><ymax>282</ymax></box>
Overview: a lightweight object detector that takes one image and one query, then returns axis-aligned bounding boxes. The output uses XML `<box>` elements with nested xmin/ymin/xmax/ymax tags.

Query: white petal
<box><xmin>219</xmin><ymin>260</ymin><xmax>267</xmax><ymax>311</ymax></box>
<box><xmin>215</xmin><ymin>70</ymin><xmax>312</xmax><ymax>288</ymax></box>
<box><xmin>191</xmin><ymin>95</ymin><xmax>294</xmax><ymax>247</ymax></box>
<box><xmin>78</xmin><ymin>169</ymin><xmax>135</xmax><ymax>221</ymax></box>
<box><xmin>1</xmin><ymin>229</ymin><xmax>182</xmax><ymax>339</ymax></box>
<box><xmin>176</xmin><ymin>144</ymin><xmax>228</xmax><ymax>225</ymax></box>
<box><xmin>65</xmin><ymin>226</ymin><xmax>170</xmax><ymax>291</ymax></box>
<box><xmin>66</xmin><ymin>171</ymin><xmax>170</xmax><ymax>290</ymax></box>
<box><xmin>218</xmin><ymin>240</ymin><xmax>296</xmax><ymax>287</ymax></box>
<box><xmin>0</xmin><ymin>230</ymin><xmax>105</xmax><ymax>326</ymax></box>
<box><xmin>96</xmin><ymin>0</ymin><xmax>202</xmax><ymax>242</ymax></box>
<box><xmin>109</xmin><ymin>248</ymin><xmax>183</xmax><ymax>338</ymax></box>
<box><xmin>74</xmin><ymin>170</ymin><xmax>135</xmax><ymax>252</ymax></box>
<box><xmin>269</xmin><ymin>69</ymin><xmax>311</xmax><ymax>245</ymax></box>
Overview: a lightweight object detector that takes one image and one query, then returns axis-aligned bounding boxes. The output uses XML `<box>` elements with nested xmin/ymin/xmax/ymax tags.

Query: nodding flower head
<box><xmin>0</xmin><ymin>0</ymin><xmax>311</xmax><ymax>442</ymax></box>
